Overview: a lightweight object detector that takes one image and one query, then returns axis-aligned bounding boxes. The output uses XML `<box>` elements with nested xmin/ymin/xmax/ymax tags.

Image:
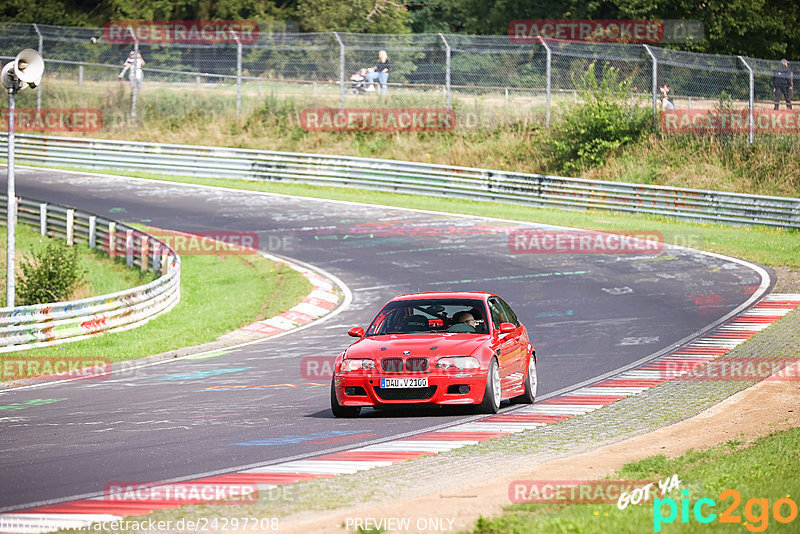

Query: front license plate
<box><xmin>380</xmin><ymin>377</ymin><xmax>428</xmax><ymax>388</ymax></box>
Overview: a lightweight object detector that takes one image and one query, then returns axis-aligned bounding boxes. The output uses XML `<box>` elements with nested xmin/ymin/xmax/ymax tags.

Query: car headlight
<box><xmin>435</xmin><ymin>356</ymin><xmax>480</xmax><ymax>370</ymax></box>
<box><xmin>341</xmin><ymin>358</ymin><xmax>376</xmax><ymax>372</ymax></box>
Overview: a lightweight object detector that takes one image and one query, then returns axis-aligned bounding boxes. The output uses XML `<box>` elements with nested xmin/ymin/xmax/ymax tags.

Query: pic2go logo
<box><xmin>654</xmin><ymin>489</ymin><xmax>798</xmax><ymax>532</ymax></box>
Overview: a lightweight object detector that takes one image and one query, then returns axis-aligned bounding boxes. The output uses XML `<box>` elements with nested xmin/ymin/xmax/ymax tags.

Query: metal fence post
<box><xmin>439</xmin><ymin>33</ymin><xmax>451</xmax><ymax>110</ymax></box>
<box><xmin>108</xmin><ymin>222</ymin><xmax>116</xmax><ymax>258</ymax></box>
<box><xmin>78</xmin><ymin>63</ymin><xmax>83</xmax><ymax>86</ymax></box>
<box><xmin>643</xmin><ymin>44</ymin><xmax>658</xmax><ymax>133</ymax></box>
<box><xmin>32</xmin><ymin>23</ymin><xmax>43</xmax><ymax>112</ymax></box>
<box><xmin>333</xmin><ymin>32</ymin><xmax>345</xmax><ymax>110</ymax></box>
<box><xmin>66</xmin><ymin>209</ymin><xmax>74</xmax><ymax>245</ymax></box>
<box><xmin>140</xmin><ymin>235</ymin><xmax>148</xmax><ymax>271</ymax></box>
<box><xmin>88</xmin><ymin>215</ymin><xmax>96</xmax><ymax>248</ymax></box>
<box><xmin>39</xmin><ymin>203</ymin><xmax>47</xmax><ymax>236</ymax></box>
<box><xmin>538</xmin><ymin>37</ymin><xmax>552</xmax><ymax>127</ymax></box>
<box><xmin>152</xmin><ymin>241</ymin><xmax>161</xmax><ymax>271</ymax></box>
<box><xmin>230</xmin><ymin>29</ymin><xmax>242</xmax><ymax>115</ymax></box>
<box><xmin>127</xmin><ymin>27</ymin><xmax>139</xmax><ymax>120</ymax></box>
<box><xmin>125</xmin><ymin>229</ymin><xmax>133</xmax><ymax>267</ymax></box>
<box><xmin>738</xmin><ymin>56</ymin><xmax>755</xmax><ymax>145</ymax></box>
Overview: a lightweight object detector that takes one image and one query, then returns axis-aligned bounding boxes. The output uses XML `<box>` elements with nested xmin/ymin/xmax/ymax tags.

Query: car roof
<box><xmin>390</xmin><ymin>291</ymin><xmax>496</xmax><ymax>302</ymax></box>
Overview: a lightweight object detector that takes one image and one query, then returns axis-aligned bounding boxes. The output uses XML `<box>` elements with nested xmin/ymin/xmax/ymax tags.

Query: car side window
<box><xmin>498</xmin><ymin>298</ymin><xmax>520</xmax><ymax>327</ymax></box>
<box><xmin>488</xmin><ymin>298</ymin><xmax>509</xmax><ymax>329</ymax></box>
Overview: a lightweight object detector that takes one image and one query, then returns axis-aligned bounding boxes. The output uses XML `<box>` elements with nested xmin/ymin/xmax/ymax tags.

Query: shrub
<box><xmin>17</xmin><ymin>240</ymin><xmax>86</xmax><ymax>305</ymax></box>
<box><xmin>545</xmin><ymin>62</ymin><xmax>652</xmax><ymax>174</ymax></box>
<box><xmin>244</xmin><ymin>92</ymin><xmax>299</xmax><ymax>130</ymax></box>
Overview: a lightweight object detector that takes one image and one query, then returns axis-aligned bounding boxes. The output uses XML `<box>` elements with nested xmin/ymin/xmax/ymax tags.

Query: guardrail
<box><xmin>2</xmin><ymin>134</ymin><xmax>799</xmax><ymax>229</ymax></box>
<box><xmin>0</xmin><ymin>194</ymin><xmax>181</xmax><ymax>352</ymax></box>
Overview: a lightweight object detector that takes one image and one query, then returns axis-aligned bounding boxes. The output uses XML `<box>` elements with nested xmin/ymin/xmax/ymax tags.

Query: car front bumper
<box><xmin>334</xmin><ymin>371</ymin><xmax>488</xmax><ymax>407</ymax></box>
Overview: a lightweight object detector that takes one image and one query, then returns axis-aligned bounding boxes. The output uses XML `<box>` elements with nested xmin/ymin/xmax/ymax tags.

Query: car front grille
<box><xmin>373</xmin><ymin>385</ymin><xmax>438</xmax><ymax>400</ymax></box>
<box><xmin>381</xmin><ymin>358</ymin><xmax>404</xmax><ymax>372</ymax></box>
<box><xmin>406</xmin><ymin>357</ymin><xmax>429</xmax><ymax>372</ymax></box>
<box><xmin>380</xmin><ymin>357</ymin><xmax>429</xmax><ymax>373</ymax></box>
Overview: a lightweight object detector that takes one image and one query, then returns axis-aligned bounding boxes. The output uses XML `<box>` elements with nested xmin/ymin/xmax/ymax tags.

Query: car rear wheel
<box><xmin>330</xmin><ymin>379</ymin><xmax>361</xmax><ymax>418</ymax></box>
<box><xmin>511</xmin><ymin>355</ymin><xmax>537</xmax><ymax>404</ymax></box>
<box><xmin>476</xmin><ymin>358</ymin><xmax>501</xmax><ymax>414</ymax></box>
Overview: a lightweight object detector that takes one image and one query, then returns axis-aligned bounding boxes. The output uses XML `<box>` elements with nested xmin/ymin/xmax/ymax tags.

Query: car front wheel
<box><xmin>476</xmin><ymin>358</ymin><xmax>501</xmax><ymax>414</ymax></box>
<box><xmin>511</xmin><ymin>355</ymin><xmax>537</xmax><ymax>404</ymax></box>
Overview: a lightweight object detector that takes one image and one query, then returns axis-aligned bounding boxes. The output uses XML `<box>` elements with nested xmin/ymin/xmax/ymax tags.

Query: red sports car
<box><xmin>331</xmin><ymin>291</ymin><xmax>537</xmax><ymax>417</ymax></box>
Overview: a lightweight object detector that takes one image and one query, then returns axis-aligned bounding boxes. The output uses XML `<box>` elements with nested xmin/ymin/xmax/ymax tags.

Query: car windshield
<box><xmin>365</xmin><ymin>298</ymin><xmax>489</xmax><ymax>336</ymax></box>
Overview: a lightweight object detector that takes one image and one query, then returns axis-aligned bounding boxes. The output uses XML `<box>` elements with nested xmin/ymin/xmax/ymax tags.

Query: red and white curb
<box><xmin>219</xmin><ymin>259</ymin><xmax>343</xmax><ymax>343</ymax></box>
<box><xmin>2</xmin><ymin>294</ymin><xmax>798</xmax><ymax>532</ymax></box>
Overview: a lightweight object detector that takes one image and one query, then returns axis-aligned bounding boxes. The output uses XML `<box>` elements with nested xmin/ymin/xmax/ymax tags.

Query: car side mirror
<box><xmin>498</xmin><ymin>322</ymin><xmax>516</xmax><ymax>334</ymax></box>
<box><xmin>348</xmin><ymin>326</ymin><xmax>365</xmax><ymax>338</ymax></box>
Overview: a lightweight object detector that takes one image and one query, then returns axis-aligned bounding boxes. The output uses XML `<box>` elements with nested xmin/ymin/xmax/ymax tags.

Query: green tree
<box><xmin>99</xmin><ymin>0</ymin><xmax>293</xmax><ymax>26</ymax></box>
<box><xmin>406</xmin><ymin>0</ymin><xmax>467</xmax><ymax>33</ymax></box>
<box><xmin>0</xmin><ymin>0</ymin><xmax>294</xmax><ymax>28</ymax></box>
<box><xmin>452</xmin><ymin>0</ymin><xmax>800</xmax><ymax>60</ymax></box>
<box><xmin>296</xmin><ymin>0</ymin><xmax>411</xmax><ymax>33</ymax></box>
<box><xmin>0</xmin><ymin>0</ymin><xmax>99</xmax><ymax>25</ymax></box>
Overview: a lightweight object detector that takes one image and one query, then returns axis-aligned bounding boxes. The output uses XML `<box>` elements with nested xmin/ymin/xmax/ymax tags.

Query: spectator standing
<box><xmin>118</xmin><ymin>51</ymin><xmax>145</xmax><ymax>89</ymax></box>
<box><xmin>659</xmin><ymin>83</ymin><xmax>675</xmax><ymax>110</ymax></box>
<box><xmin>772</xmin><ymin>59</ymin><xmax>793</xmax><ymax>110</ymax></box>
<box><xmin>366</xmin><ymin>50</ymin><xmax>390</xmax><ymax>95</ymax></box>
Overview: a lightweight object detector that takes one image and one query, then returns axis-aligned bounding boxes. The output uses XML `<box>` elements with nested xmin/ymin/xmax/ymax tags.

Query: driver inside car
<box><xmin>447</xmin><ymin>310</ymin><xmax>484</xmax><ymax>332</ymax></box>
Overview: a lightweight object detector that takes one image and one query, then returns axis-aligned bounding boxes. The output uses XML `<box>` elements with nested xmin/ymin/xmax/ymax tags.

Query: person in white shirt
<box><xmin>118</xmin><ymin>51</ymin><xmax>145</xmax><ymax>88</ymax></box>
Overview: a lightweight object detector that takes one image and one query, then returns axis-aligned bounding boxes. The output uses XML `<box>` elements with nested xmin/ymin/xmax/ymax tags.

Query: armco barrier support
<box><xmin>1</xmin><ymin>134</ymin><xmax>798</xmax><ymax>229</ymax></box>
<box><xmin>0</xmin><ymin>194</ymin><xmax>180</xmax><ymax>352</ymax></box>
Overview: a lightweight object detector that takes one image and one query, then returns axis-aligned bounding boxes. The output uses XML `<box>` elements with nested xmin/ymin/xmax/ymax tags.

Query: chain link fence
<box><xmin>0</xmin><ymin>22</ymin><xmax>796</xmax><ymax>141</ymax></box>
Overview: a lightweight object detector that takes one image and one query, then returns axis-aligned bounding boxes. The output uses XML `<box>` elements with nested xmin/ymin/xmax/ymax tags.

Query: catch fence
<box><xmin>0</xmin><ymin>22</ymin><xmax>797</xmax><ymax>141</ymax></box>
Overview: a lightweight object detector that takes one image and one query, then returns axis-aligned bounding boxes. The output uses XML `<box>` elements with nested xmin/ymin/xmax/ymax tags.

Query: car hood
<box><xmin>346</xmin><ymin>333</ymin><xmax>489</xmax><ymax>359</ymax></box>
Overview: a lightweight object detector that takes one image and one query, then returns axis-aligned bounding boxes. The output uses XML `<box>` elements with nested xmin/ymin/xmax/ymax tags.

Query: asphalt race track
<box><xmin>0</xmin><ymin>168</ymin><xmax>768</xmax><ymax>511</ymax></box>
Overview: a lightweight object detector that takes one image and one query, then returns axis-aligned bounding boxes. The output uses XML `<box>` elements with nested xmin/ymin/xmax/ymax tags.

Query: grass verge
<box><xmin>471</xmin><ymin>428</ymin><xmax>800</xmax><ymax>533</ymax></box>
<box><xmin>30</xmin><ymin>164</ymin><xmax>800</xmax><ymax>269</ymax></box>
<box><xmin>0</xmin><ymin>223</ymin><xmax>154</xmax><ymax>308</ymax></box>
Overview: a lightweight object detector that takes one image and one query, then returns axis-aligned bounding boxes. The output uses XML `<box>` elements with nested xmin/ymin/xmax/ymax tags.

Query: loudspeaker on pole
<box><xmin>13</xmin><ymin>49</ymin><xmax>45</xmax><ymax>88</ymax></box>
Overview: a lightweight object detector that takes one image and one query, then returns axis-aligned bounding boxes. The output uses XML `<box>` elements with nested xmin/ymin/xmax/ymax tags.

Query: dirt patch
<box><xmin>280</xmin><ymin>373</ymin><xmax>800</xmax><ymax>533</ymax></box>
<box><xmin>772</xmin><ymin>265</ymin><xmax>800</xmax><ymax>293</ymax></box>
